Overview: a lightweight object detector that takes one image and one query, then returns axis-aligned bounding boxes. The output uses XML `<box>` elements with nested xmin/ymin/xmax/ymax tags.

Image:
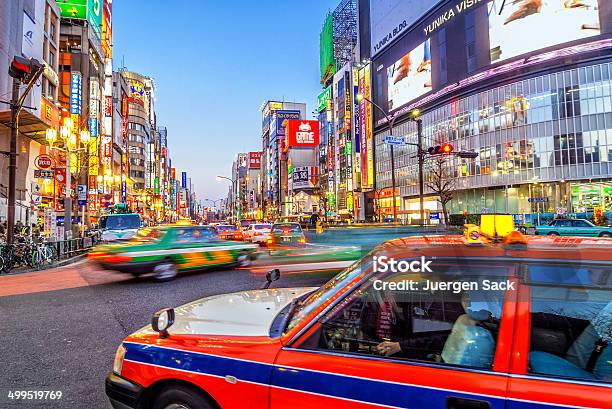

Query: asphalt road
<box><xmin>0</xmin><ymin>260</ymin><xmax>334</xmax><ymax>409</ymax></box>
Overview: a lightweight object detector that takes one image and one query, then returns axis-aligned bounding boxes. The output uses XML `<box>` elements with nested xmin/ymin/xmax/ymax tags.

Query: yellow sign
<box><xmin>88</xmin><ymin>155</ymin><xmax>99</xmax><ymax>175</ymax></box>
<box><xmin>71</xmin><ymin>114</ymin><xmax>80</xmax><ymax>133</ymax></box>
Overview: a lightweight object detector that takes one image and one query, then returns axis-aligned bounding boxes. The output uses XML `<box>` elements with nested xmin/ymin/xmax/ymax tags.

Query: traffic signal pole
<box><xmin>7</xmin><ymin>62</ymin><xmax>44</xmax><ymax>245</ymax></box>
<box><xmin>7</xmin><ymin>78</ymin><xmax>20</xmax><ymax>245</ymax></box>
<box><xmin>416</xmin><ymin>118</ymin><xmax>425</xmax><ymax>225</ymax></box>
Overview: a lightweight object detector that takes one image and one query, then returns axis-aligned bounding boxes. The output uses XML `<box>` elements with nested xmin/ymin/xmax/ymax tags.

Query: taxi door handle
<box><xmin>446</xmin><ymin>396</ymin><xmax>490</xmax><ymax>409</ymax></box>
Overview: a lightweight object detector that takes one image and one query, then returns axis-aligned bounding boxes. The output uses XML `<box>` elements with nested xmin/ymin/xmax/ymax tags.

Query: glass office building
<box><xmin>364</xmin><ymin>0</ymin><xmax>612</xmax><ymax>222</ymax></box>
<box><xmin>375</xmin><ymin>61</ymin><xmax>612</xmax><ymax>219</ymax></box>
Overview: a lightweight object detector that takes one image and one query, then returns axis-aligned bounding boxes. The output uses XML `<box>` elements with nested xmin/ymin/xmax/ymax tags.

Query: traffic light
<box><xmin>8</xmin><ymin>56</ymin><xmax>43</xmax><ymax>83</ymax></box>
<box><xmin>427</xmin><ymin>143</ymin><xmax>454</xmax><ymax>155</ymax></box>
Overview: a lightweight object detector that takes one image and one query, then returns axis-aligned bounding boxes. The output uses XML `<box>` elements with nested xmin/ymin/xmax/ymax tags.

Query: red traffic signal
<box><xmin>427</xmin><ymin>143</ymin><xmax>454</xmax><ymax>155</ymax></box>
<box><xmin>9</xmin><ymin>56</ymin><xmax>43</xmax><ymax>83</ymax></box>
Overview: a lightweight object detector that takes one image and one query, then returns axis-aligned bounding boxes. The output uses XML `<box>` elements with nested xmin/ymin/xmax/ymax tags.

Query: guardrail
<box><xmin>49</xmin><ymin>235</ymin><xmax>100</xmax><ymax>260</ymax></box>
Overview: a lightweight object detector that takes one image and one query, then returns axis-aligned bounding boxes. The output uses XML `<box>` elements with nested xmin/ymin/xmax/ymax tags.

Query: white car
<box><xmin>243</xmin><ymin>223</ymin><xmax>272</xmax><ymax>244</ymax></box>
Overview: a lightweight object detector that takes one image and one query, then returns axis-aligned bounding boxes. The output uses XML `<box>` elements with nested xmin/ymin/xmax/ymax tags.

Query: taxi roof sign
<box><xmin>480</xmin><ymin>214</ymin><xmax>515</xmax><ymax>239</ymax></box>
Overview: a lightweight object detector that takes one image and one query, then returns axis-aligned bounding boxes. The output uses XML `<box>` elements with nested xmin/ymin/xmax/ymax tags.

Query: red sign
<box><xmin>104</xmin><ymin>95</ymin><xmax>112</xmax><ymax>117</ymax></box>
<box><xmin>101</xmin><ymin>136</ymin><xmax>112</xmax><ymax>157</ymax></box>
<box><xmin>248</xmin><ymin>152</ymin><xmax>261</xmax><ymax>169</ymax></box>
<box><xmin>35</xmin><ymin>154</ymin><xmax>53</xmax><ymax>169</ymax></box>
<box><xmin>286</xmin><ymin>120</ymin><xmax>320</xmax><ymax>148</ymax></box>
<box><xmin>88</xmin><ymin>194</ymin><xmax>98</xmax><ymax>211</ymax></box>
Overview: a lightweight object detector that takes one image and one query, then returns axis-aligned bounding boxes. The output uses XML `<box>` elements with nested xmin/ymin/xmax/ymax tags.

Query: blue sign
<box><xmin>528</xmin><ymin>197</ymin><xmax>549</xmax><ymax>203</ymax></box>
<box><xmin>122</xmin><ymin>181</ymin><xmax>127</xmax><ymax>203</ymax></box>
<box><xmin>89</xmin><ymin>118</ymin><xmax>98</xmax><ymax>137</ymax></box>
<box><xmin>384</xmin><ymin>135</ymin><xmax>407</xmax><ymax>145</ymax></box>
<box><xmin>275</xmin><ymin>110</ymin><xmax>300</xmax><ymax>136</ymax></box>
<box><xmin>181</xmin><ymin>172</ymin><xmax>187</xmax><ymax>189</ymax></box>
<box><xmin>70</xmin><ymin>72</ymin><xmax>82</xmax><ymax>115</ymax></box>
<box><xmin>429</xmin><ymin>212</ymin><xmax>440</xmax><ymax>220</ymax></box>
<box><xmin>77</xmin><ymin>185</ymin><xmax>87</xmax><ymax>206</ymax></box>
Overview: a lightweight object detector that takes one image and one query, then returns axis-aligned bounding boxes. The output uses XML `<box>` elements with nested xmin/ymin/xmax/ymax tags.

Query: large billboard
<box><xmin>370</xmin><ymin>0</ymin><xmax>443</xmax><ymax>56</ymax></box>
<box><xmin>387</xmin><ymin>39</ymin><xmax>432</xmax><ymax>112</ymax></box>
<box><xmin>286</xmin><ymin>120</ymin><xmax>320</xmax><ymax>148</ymax></box>
<box><xmin>488</xmin><ymin>0</ymin><xmax>601</xmax><ymax>63</ymax></box>
<box><xmin>274</xmin><ymin>110</ymin><xmax>301</xmax><ymax>137</ymax></box>
<box><xmin>248</xmin><ymin>152</ymin><xmax>261</xmax><ymax>169</ymax></box>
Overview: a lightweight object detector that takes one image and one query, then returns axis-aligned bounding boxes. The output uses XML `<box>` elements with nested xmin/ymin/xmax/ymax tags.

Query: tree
<box><xmin>425</xmin><ymin>156</ymin><xmax>455</xmax><ymax>225</ymax></box>
<box><xmin>312</xmin><ymin>185</ymin><xmax>329</xmax><ymax>222</ymax></box>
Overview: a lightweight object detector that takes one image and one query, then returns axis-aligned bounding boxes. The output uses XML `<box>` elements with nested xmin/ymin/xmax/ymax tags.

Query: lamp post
<box><xmin>216</xmin><ymin>175</ymin><xmax>235</xmax><ymax>221</ymax></box>
<box><xmin>205</xmin><ymin>198</ymin><xmax>222</xmax><ymax>220</ymax></box>
<box><xmin>356</xmin><ymin>94</ymin><xmax>426</xmax><ymax>223</ymax></box>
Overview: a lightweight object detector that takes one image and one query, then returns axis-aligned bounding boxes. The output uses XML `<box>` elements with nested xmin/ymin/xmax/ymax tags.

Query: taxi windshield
<box><xmin>285</xmin><ymin>258</ymin><xmax>372</xmax><ymax>332</ymax></box>
<box><xmin>129</xmin><ymin>228</ymin><xmax>163</xmax><ymax>243</ymax></box>
<box><xmin>99</xmin><ymin>214</ymin><xmax>141</xmax><ymax>230</ymax></box>
<box><xmin>217</xmin><ymin>225</ymin><xmax>237</xmax><ymax>231</ymax></box>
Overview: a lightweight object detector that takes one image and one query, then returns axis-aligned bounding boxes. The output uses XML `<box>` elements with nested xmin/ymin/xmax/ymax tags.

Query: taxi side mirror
<box><xmin>263</xmin><ymin>269</ymin><xmax>281</xmax><ymax>289</ymax></box>
<box><xmin>152</xmin><ymin>308</ymin><xmax>175</xmax><ymax>339</ymax></box>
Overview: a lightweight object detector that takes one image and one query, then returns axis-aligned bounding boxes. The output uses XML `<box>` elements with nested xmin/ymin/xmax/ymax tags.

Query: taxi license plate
<box><xmin>281</xmin><ymin>236</ymin><xmax>290</xmax><ymax>242</ymax></box>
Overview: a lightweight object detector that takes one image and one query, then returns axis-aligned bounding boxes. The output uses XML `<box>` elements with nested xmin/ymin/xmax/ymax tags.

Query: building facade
<box><xmin>360</xmin><ymin>0</ymin><xmax>612</xmax><ymax>223</ymax></box>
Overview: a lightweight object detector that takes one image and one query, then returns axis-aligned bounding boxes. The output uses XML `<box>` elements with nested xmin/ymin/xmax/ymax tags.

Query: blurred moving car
<box><xmin>266</xmin><ymin>222</ymin><xmax>305</xmax><ymax>247</ymax></box>
<box><xmin>238</xmin><ymin>218</ymin><xmax>256</xmax><ymax>231</ymax></box>
<box><xmin>535</xmin><ymin>218</ymin><xmax>612</xmax><ymax>237</ymax></box>
<box><xmin>243</xmin><ymin>223</ymin><xmax>272</xmax><ymax>244</ymax></box>
<box><xmin>89</xmin><ymin>225</ymin><xmax>257</xmax><ymax>281</ymax></box>
<box><xmin>106</xmin><ymin>217</ymin><xmax>611</xmax><ymax>409</ymax></box>
<box><xmin>216</xmin><ymin>224</ymin><xmax>243</xmax><ymax>241</ymax></box>
<box><xmin>98</xmin><ymin>213</ymin><xmax>142</xmax><ymax>242</ymax></box>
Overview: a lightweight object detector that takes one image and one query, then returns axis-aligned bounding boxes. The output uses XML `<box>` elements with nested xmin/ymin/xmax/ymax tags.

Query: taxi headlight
<box><xmin>113</xmin><ymin>344</ymin><xmax>127</xmax><ymax>375</ymax></box>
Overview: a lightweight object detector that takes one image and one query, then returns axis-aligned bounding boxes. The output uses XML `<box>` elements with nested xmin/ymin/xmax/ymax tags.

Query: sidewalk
<box><xmin>1</xmin><ymin>253</ymin><xmax>87</xmax><ymax>276</ymax></box>
<box><xmin>0</xmin><ymin>257</ymin><xmax>130</xmax><ymax>297</ymax></box>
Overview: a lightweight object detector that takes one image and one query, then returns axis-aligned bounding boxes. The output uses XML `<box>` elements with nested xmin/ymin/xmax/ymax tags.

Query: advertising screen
<box><xmin>488</xmin><ymin>0</ymin><xmax>601</xmax><ymax>63</ymax></box>
<box><xmin>387</xmin><ymin>39</ymin><xmax>432</xmax><ymax>111</ymax></box>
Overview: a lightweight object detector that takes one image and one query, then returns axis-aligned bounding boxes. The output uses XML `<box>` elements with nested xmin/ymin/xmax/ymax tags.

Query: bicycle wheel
<box><xmin>2</xmin><ymin>246</ymin><xmax>15</xmax><ymax>273</ymax></box>
<box><xmin>30</xmin><ymin>249</ymin><xmax>42</xmax><ymax>270</ymax></box>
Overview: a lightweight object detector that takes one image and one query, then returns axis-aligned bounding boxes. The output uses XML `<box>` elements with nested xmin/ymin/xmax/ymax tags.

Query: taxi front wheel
<box><xmin>152</xmin><ymin>385</ymin><xmax>214</xmax><ymax>409</ymax></box>
<box><xmin>236</xmin><ymin>252</ymin><xmax>251</xmax><ymax>267</ymax></box>
<box><xmin>153</xmin><ymin>261</ymin><xmax>178</xmax><ymax>282</ymax></box>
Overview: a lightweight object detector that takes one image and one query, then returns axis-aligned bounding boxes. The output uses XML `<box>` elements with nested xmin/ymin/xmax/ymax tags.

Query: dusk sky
<box><xmin>113</xmin><ymin>0</ymin><xmax>334</xmax><ymax>201</ymax></box>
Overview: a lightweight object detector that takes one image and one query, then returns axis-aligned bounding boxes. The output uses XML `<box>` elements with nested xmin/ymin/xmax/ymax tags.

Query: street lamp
<box><xmin>356</xmin><ymin>93</ymin><xmax>425</xmax><ymax>223</ymax></box>
<box><xmin>216</xmin><ymin>175</ymin><xmax>236</xmax><ymax>221</ymax></box>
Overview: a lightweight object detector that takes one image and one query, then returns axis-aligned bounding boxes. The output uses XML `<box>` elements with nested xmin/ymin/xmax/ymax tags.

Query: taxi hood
<box><xmin>134</xmin><ymin>287</ymin><xmax>316</xmax><ymax>337</ymax></box>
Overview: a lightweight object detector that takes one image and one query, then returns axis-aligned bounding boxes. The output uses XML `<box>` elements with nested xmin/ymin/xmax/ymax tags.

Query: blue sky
<box><xmin>113</xmin><ymin>0</ymin><xmax>334</xmax><ymax>200</ymax></box>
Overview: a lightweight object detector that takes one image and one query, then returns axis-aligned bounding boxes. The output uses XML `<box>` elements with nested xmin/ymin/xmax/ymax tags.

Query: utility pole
<box><xmin>416</xmin><ymin>119</ymin><xmax>425</xmax><ymax>225</ymax></box>
<box><xmin>7</xmin><ymin>57</ymin><xmax>44</xmax><ymax>245</ymax></box>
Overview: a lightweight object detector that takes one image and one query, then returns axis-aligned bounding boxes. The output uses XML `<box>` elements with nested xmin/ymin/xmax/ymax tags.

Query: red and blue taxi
<box><xmin>106</xmin><ymin>217</ymin><xmax>611</xmax><ymax>409</ymax></box>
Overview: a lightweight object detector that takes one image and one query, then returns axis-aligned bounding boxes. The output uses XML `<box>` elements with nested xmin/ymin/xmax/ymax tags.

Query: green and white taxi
<box><xmin>89</xmin><ymin>225</ymin><xmax>258</xmax><ymax>281</ymax></box>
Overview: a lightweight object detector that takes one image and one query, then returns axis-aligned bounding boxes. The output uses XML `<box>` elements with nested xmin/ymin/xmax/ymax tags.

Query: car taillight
<box><xmin>266</xmin><ymin>235</ymin><xmax>273</xmax><ymax>244</ymax></box>
<box><xmin>105</xmin><ymin>254</ymin><xmax>132</xmax><ymax>263</ymax></box>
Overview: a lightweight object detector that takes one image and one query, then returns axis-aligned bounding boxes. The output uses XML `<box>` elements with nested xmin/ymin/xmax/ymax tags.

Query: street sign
<box><xmin>528</xmin><ymin>197</ymin><xmax>549</xmax><ymax>203</ymax></box>
<box><xmin>384</xmin><ymin>135</ymin><xmax>407</xmax><ymax>145</ymax></box>
<box><xmin>35</xmin><ymin>154</ymin><xmax>53</xmax><ymax>169</ymax></box>
<box><xmin>429</xmin><ymin>212</ymin><xmax>440</xmax><ymax>220</ymax></box>
<box><xmin>34</xmin><ymin>169</ymin><xmax>54</xmax><ymax>179</ymax></box>
<box><xmin>77</xmin><ymin>184</ymin><xmax>87</xmax><ymax>206</ymax></box>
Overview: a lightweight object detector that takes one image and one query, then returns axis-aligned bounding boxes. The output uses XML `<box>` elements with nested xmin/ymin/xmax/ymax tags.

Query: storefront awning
<box><xmin>0</xmin><ymin>109</ymin><xmax>50</xmax><ymax>145</ymax></box>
